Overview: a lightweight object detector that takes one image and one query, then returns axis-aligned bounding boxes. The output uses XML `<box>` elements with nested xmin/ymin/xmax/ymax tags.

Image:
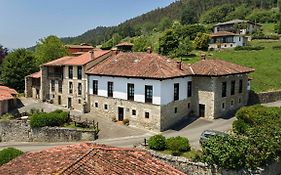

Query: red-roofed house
<box><xmin>25</xmin><ymin>49</ymin><xmax>111</xmax><ymax>112</ymax></box>
<box><xmin>65</xmin><ymin>43</ymin><xmax>94</xmax><ymax>55</ymax></box>
<box><xmin>86</xmin><ymin>52</ymin><xmax>254</xmax><ymax>131</ymax></box>
<box><xmin>0</xmin><ymin>143</ymin><xmax>185</xmax><ymax>175</ymax></box>
<box><xmin>0</xmin><ymin>86</ymin><xmax>18</xmax><ymax>115</ymax></box>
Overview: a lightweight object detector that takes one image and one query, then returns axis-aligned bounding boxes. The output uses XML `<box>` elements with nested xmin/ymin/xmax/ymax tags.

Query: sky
<box><xmin>0</xmin><ymin>0</ymin><xmax>176</xmax><ymax>49</ymax></box>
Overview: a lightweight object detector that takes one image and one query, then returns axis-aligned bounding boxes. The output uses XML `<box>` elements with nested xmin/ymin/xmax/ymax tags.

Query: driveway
<box><xmin>262</xmin><ymin>100</ymin><xmax>281</xmax><ymax>107</ymax></box>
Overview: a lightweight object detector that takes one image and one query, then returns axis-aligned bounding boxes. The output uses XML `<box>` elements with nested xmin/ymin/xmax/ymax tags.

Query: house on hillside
<box><xmin>0</xmin><ymin>143</ymin><xmax>185</xmax><ymax>175</ymax></box>
<box><xmin>25</xmin><ymin>49</ymin><xmax>112</xmax><ymax>112</ymax></box>
<box><xmin>209</xmin><ymin>31</ymin><xmax>248</xmax><ymax>50</ymax></box>
<box><xmin>86</xmin><ymin>51</ymin><xmax>254</xmax><ymax>131</ymax></box>
<box><xmin>65</xmin><ymin>43</ymin><xmax>94</xmax><ymax>56</ymax></box>
<box><xmin>0</xmin><ymin>86</ymin><xmax>18</xmax><ymax>115</ymax></box>
<box><xmin>214</xmin><ymin>19</ymin><xmax>262</xmax><ymax>35</ymax></box>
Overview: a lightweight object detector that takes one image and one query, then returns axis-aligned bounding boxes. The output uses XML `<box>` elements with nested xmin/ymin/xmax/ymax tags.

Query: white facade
<box><xmin>88</xmin><ymin>76</ymin><xmax>192</xmax><ymax>106</ymax></box>
<box><xmin>209</xmin><ymin>35</ymin><xmax>247</xmax><ymax>50</ymax></box>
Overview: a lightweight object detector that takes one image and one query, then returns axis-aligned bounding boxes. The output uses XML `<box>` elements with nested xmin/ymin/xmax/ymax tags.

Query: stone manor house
<box><xmin>25</xmin><ymin>47</ymin><xmax>254</xmax><ymax>131</ymax></box>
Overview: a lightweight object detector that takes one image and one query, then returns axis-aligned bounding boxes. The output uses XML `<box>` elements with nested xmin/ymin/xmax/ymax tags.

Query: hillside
<box><xmin>62</xmin><ymin>0</ymin><xmax>279</xmax><ymax>46</ymax></box>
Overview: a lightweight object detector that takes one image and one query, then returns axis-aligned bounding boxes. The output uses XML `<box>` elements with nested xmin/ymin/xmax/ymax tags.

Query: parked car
<box><xmin>199</xmin><ymin>130</ymin><xmax>228</xmax><ymax>145</ymax></box>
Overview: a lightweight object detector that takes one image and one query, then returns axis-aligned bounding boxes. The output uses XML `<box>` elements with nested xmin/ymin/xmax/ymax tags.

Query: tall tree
<box><xmin>277</xmin><ymin>0</ymin><xmax>281</xmax><ymax>34</ymax></box>
<box><xmin>1</xmin><ymin>49</ymin><xmax>38</xmax><ymax>92</ymax></box>
<box><xmin>35</xmin><ymin>35</ymin><xmax>68</xmax><ymax>65</ymax></box>
<box><xmin>181</xmin><ymin>6</ymin><xmax>198</xmax><ymax>25</ymax></box>
<box><xmin>0</xmin><ymin>44</ymin><xmax>8</xmax><ymax>64</ymax></box>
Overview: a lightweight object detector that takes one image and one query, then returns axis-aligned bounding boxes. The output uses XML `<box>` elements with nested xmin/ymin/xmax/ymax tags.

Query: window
<box><xmin>145</xmin><ymin>112</ymin><xmax>150</xmax><ymax>119</ymax></box>
<box><xmin>69</xmin><ymin>82</ymin><xmax>73</xmax><ymax>94</ymax></box>
<box><xmin>78</xmin><ymin>83</ymin><xmax>82</xmax><ymax>96</ymax></box>
<box><xmin>174</xmin><ymin>107</ymin><xmax>178</xmax><ymax>113</ymax></box>
<box><xmin>51</xmin><ymin>80</ymin><xmax>55</xmax><ymax>92</ymax></box>
<box><xmin>174</xmin><ymin>83</ymin><xmax>179</xmax><ymax>101</ymax></box>
<box><xmin>222</xmin><ymin>82</ymin><xmax>227</xmax><ymax>97</ymax></box>
<box><xmin>132</xmin><ymin>109</ymin><xmax>136</xmax><ymax>116</ymax></box>
<box><xmin>108</xmin><ymin>82</ymin><xmax>113</xmax><ymax>97</ymax></box>
<box><xmin>239</xmin><ymin>79</ymin><xmax>243</xmax><ymax>93</ymax></box>
<box><xmin>231</xmin><ymin>100</ymin><xmax>234</xmax><ymax>106</ymax></box>
<box><xmin>93</xmin><ymin>80</ymin><xmax>98</xmax><ymax>95</ymax></box>
<box><xmin>187</xmin><ymin>81</ymin><xmax>192</xmax><ymax>97</ymax></box>
<box><xmin>78</xmin><ymin>99</ymin><xmax>81</xmax><ymax>104</ymax></box>
<box><xmin>58</xmin><ymin>81</ymin><xmax>62</xmax><ymax>93</ymax></box>
<box><xmin>95</xmin><ymin>102</ymin><xmax>98</xmax><ymax>108</ymax></box>
<box><xmin>77</xmin><ymin>66</ymin><xmax>82</xmax><ymax>80</ymax></box>
<box><xmin>231</xmin><ymin>81</ymin><xmax>235</xmax><ymax>95</ymax></box>
<box><xmin>222</xmin><ymin>103</ymin><xmax>225</xmax><ymax>109</ymax></box>
<box><xmin>104</xmin><ymin>104</ymin><xmax>108</xmax><ymax>110</ymax></box>
<box><xmin>145</xmin><ymin>85</ymin><xmax>153</xmax><ymax>103</ymax></box>
<box><xmin>188</xmin><ymin>103</ymin><xmax>191</xmax><ymax>109</ymax></box>
<box><xmin>69</xmin><ymin>66</ymin><xmax>73</xmax><ymax>79</ymax></box>
<box><xmin>239</xmin><ymin>98</ymin><xmax>242</xmax><ymax>103</ymax></box>
<box><xmin>127</xmin><ymin>83</ymin><xmax>134</xmax><ymax>101</ymax></box>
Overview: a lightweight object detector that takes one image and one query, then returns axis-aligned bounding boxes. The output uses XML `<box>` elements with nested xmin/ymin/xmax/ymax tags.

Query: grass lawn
<box><xmin>180</xmin><ymin>40</ymin><xmax>281</xmax><ymax>93</ymax></box>
<box><xmin>262</xmin><ymin>23</ymin><xmax>277</xmax><ymax>35</ymax></box>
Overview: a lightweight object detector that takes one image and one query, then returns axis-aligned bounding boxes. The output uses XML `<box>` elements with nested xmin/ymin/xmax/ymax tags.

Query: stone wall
<box><xmin>248</xmin><ymin>90</ymin><xmax>281</xmax><ymax>105</ymax></box>
<box><xmin>147</xmin><ymin>149</ymin><xmax>281</xmax><ymax>175</ymax></box>
<box><xmin>0</xmin><ymin>120</ymin><xmax>96</xmax><ymax>142</ymax></box>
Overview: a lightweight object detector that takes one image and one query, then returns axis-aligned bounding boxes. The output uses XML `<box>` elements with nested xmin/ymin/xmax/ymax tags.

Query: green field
<box><xmin>181</xmin><ymin>40</ymin><xmax>281</xmax><ymax>93</ymax></box>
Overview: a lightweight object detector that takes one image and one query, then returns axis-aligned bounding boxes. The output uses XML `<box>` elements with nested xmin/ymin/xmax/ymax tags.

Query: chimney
<box><xmin>111</xmin><ymin>47</ymin><xmax>119</xmax><ymax>56</ymax></box>
<box><xmin>200</xmin><ymin>53</ymin><xmax>206</xmax><ymax>60</ymax></box>
<box><xmin>89</xmin><ymin>50</ymin><xmax>94</xmax><ymax>59</ymax></box>
<box><xmin>146</xmin><ymin>47</ymin><xmax>152</xmax><ymax>54</ymax></box>
<box><xmin>177</xmin><ymin>59</ymin><xmax>183</xmax><ymax>70</ymax></box>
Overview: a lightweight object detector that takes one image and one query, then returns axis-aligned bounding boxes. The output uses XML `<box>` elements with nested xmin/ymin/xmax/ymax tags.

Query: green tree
<box><xmin>277</xmin><ymin>0</ymin><xmax>281</xmax><ymax>34</ymax></box>
<box><xmin>0</xmin><ymin>44</ymin><xmax>8</xmax><ymax>64</ymax></box>
<box><xmin>133</xmin><ymin>36</ymin><xmax>152</xmax><ymax>52</ymax></box>
<box><xmin>173</xmin><ymin>37</ymin><xmax>193</xmax><ymax>57</ymax></box>
<box><xmin>181</xmin><ymin>6</ymin><xmax>198</xmax><ymax>25</ymax></box>
<box><xmin>35</xmin><ymin>35</ymin><xmax>68</xmax><ymax>65</ymax></box>
<box><xmin>193</xmin><ymin>32</ymin><xmax>210</xmax><ymax>50</ymax></box>
<box><xmin>101</xmin><ymin>33</ymin><xmax>122</xmax><ymax>50</ymax></box>
<box><xmin>200</xmin><ymin>4</ymin><xmax>235</xmax><ymax>24</ymax></box>
<box><xmin>225</xmin><ymin>5</ymin><xmax>249</xmax><ymax>21</ymax></box>
<box><xmin>158</xmin><ymin>17</ymin><xmax>172</xmax><ymax>32</ymax></box>
<box><xmin>1</xmin><ymin>49</ymin><xmax>38</xmax><ymax>92</ymax></box>
<box><xmin>159</xmin><ymin>29</ymin><xmax>179</xmax><ymax>55</ymax></box>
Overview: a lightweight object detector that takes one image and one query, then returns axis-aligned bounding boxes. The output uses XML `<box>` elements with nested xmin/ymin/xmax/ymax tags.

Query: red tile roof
<box><xmin>26</xmin><ymin>70</ymin><xmax>42</xmax><ymax>79</ymax></box>
<box><xmin>210</xmin><ymin>31</ymin><xmax>237</xmax><ymax>37</ymax></box>
<box><xmin>65</xmin><ymin>44</ymin><xmax>94</xmax><ymax>49</ymax></box>
<box><xmin>190</xmin><ymin>59</ymin><xmax>255</xmax><ymax>76</ymax></box>
<box><xmin>0</xmin><ymin>86</ymin><xmax>17</xmax><ymax>101</ymax></box>
<box><xmin>0</xmin><ymin>143</ymin><xmax>185</xmax><ymax>175</ymax></box>
<box><xmin>43</xmin><ymin>50</ymin><xmax>111</xmax><ymax>66</ymax></box>
<box><xmin>86</xmin><ymin>52</ymin><xmax>193</xmax><ymax>79</ymax></box>
<box><xmin>116</xmin><ymin>42</ymin><xmax>134</xmax><ymax>47</ymax></box>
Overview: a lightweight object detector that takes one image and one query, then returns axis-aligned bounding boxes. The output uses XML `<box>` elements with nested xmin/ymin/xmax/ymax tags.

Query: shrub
<box><xmin>30</xmin><ymin>110</ymin><xmax>69</xmax><ymax>128</ymax></box>
<box><xmin>0</xmin><ymin>148</ymin><xmax>23</xmax><ymax>165</ymax></box>
<box><xmin>148</xmin><ymin>135</ymin><xmax>166</xmax><ymax>151</ymax></box>
<box><xmin>272</xmin><ymin>45</ymin><xmax>281</xmax><ymax>50</ymax></box>
<box><xmin>234</xmin><ymin>46</ymin><xmax>264</xmax><ymax>51</ymax></box>
<box><xmin>166</xmin><ymin>136</ymin><xmax>191</xmax><ymax>156</ymax></box>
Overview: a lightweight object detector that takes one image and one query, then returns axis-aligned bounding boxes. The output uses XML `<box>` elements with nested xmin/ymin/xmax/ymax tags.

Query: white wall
<box><xmin>161</xmin><ymin>77</ymin><xmax>192</xmax><ymax>105</ymax></box>
<box><xmin>89</xmin><ymin>76</ymin><xmax>161</xmax><ymax>105</ymax></box>
<box><xmin>88</xmin><ymin>76</ymin><xmax>192</xmax><ymax>106</ymax></box>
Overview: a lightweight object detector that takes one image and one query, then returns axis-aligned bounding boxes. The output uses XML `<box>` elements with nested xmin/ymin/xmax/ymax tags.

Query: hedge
<box><xmin>234</xmin><ymin>46</ymin><xmax>264</xmax><ymax>51</ymax></box>
<box><xmin>0</xmin><ymin>148</ymin><xmax>23</xmax><ymax>165</ymax></box>
<box><xmin>166</xmin><ymin>136</ymin><xmax>191</xmax><ymax>156</ymax></box>
<box><xmin>30</xmin><ymin>110</ymin><xmax>69</xmax><ymax>128</ymax></box>
<box><xmin>148</xmin><ymin>135</ymin><xmax>166</xmax><ymax>151</ymax></box>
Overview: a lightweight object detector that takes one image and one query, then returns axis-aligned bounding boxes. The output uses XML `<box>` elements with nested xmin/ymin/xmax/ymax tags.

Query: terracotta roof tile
<box><xmin>86</xmin><ymin>52</ymin><xmax>192</xmax><ymax>79</ymax></box>
<box><xmin>26</xmin><ymin>70</ymin><xmax>42</xmax><ymax>78</ymax></box>
<box><xmin>0</xmin><ymin>143</ymin><xmax>185</xmax><ymax>175</ymax></box>
<box><xmin>43</xmin><ymin>50</ymin><xmax>110</xmax><ymax>66</ymax></box>
<box><xmin>190</xmin><ymin>59</ymin><xmax>255</xmax><ymax>76</ymax></box>
<box><xmin>0</xmin><ymin>86</ymin><xmax>17</xmax><ymax>101</ymax></box>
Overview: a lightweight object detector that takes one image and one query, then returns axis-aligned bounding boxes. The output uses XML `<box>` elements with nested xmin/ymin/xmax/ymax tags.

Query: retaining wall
<box><xmin>0</xmin><ymin>120</ymin><xmax>96</xmax><ymax>142</ymax></box>
<box><xmin>248</xmin><ymin>90</ymin><xmax>281</xmax><ymax>105</ymax></box>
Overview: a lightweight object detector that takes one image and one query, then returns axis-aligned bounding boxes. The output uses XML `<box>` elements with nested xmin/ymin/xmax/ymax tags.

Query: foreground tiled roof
<box><xmin>0</xmin><ymin>143</ymin><xmax>185</xmax><ymax>175</ymax></box>
<box><xmin>0</xmin><ymin>86</ymin><xmax>17</xmax><ymax>101</ymax></box>
<box><xmin>210</xmin><ymin>31</ymin><xmax>237</xmax><ymax>37</ymax></box>
<box><xmin>86</xmin><ymin>52</ymin><xmax>192</xmax><ymax>79</ymax></box>
<box><xmin>43</xmin><ymin>50</ymin><xmax>110</xmax><ymax>66</ymax></box>
<box><xmin>26</xmin><ymin>70</ymin><xmax>42</xmax><ymax>78</ymax></box>
<box><xmin>190</xmin><ymin>59</ymin><xmax>255</xmax><ymax>76</ymax></box>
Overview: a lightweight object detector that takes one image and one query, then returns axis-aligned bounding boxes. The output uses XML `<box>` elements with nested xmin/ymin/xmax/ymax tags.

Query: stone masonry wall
<box><xmin>0</xmin><ymin>120</ymin><xmax>96</xmax><ymax>142</ymax></box>
<box><xmin>89</xmin><ymin>95</ymin><xmax>161</xmax><ymax>131</ymax></box>
<box><xmin>248</xmin><ymin>90</ymin><xmax>281</xmax><ymax>105</ymax></box>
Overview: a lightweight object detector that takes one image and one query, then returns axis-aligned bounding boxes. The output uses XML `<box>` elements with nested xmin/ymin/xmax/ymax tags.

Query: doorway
<box><xmin>68</xmin><ymin>97</ymin><xmax>72</xmax><ymax>109</ymax></box>
<box><xmin>58</xmin><ymin>95</ymin><xmax>61</xmax><ymax>105</ymax></box>
<box><xmin>199</xmin><ymin>104</ymin><xmax>205</xmax><ymax>118</ymax></box>
<box><xmin>118</xmin><ymin>107</ymin><xmax>124</xmax><ymax>121</ymax></box>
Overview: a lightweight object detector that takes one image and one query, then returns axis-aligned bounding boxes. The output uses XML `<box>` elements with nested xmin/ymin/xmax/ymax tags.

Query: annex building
<box><xmin>25</xmin><ymin>48</ymin><xmax>254</xmax><ymax>131</ymax></box>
